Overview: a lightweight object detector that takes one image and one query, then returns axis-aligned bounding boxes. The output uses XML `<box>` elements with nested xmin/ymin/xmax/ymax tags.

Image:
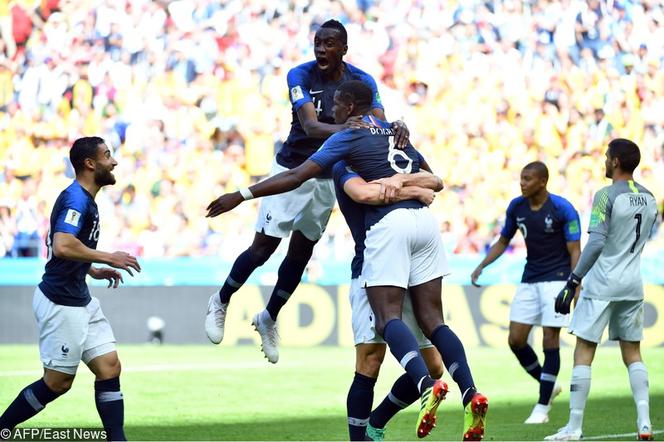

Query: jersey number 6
<box><xmin>387</xmin><ymin>136</ymin><xmax>413</xmax><ymax>174</ymax></box>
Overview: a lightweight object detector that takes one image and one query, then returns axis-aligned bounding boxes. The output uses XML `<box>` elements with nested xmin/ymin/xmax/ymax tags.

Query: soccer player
<box><xmin>204</xmin><ymin>19</ymin><xmax>406</xmax><ymax>364</ymax></box>
<box><xmin>206</xmin><ymin>81</ymin><xmax>488</xmax><ymax>440</ymax></box>
<box><xmin>546</xmin><ymin>139</ymin><xmax>658</xmax><ymax>441</ymax></box>
<box><xmin>0</xmin><ymin>137</ymin><xmax>141</xmax><ymax>441</ymax></box>
<box><xmin>333</xmin><ymin>160</ymin><xmax>445</xmax><ymax>440</ymax></box>
<box><xmin>470</xmin><ymin>161</ymin><xmax>581</xmax><ymax>424</ymax></box>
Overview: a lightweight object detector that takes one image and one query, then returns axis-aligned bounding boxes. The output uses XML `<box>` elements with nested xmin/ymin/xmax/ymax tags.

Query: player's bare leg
<box><xmin>87</xmin><ymin>351</ymin><xmax>126</xmax><ymax>441</ymax></box>
<box><xmin>0</xmin><ymin>369</ymin><xmax>71</xmax><ymax>432</ymax></box>
<box><xmin>619</xmin><ymin>340</ymin><xmax>652</xmax><ymax>440</ymax></box>
<box><xmin>206</xmin><ymin>231</ymin><xmax>280</xmax><ymax>344</ymax></box>
<box><xmin>253</xmin><ymin>231</ymin><xmax>317</xmax><ymax>363</ymax></box>
<box><xmin>347</xmin><ymin>343</ymin><xmax>386</xmax><ymax>440</ymax></box>
<box><xmin>411</xmin><ymin>278</ymin><xmax>487</xmax><ymax>440</ymax></box>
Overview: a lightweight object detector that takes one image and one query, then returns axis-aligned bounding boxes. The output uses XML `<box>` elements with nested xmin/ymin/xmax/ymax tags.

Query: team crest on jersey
<box><xmin>290</xmin><ymin>85</ymin><xmax>304</xmax><ymax>103</ymax></box>
<box><xmin>64</xmin><ymin>209</ymin><xmax>81</xmax><ymax>227</ymax></box>
<box><xmin>544</xmin><ymin>214</ymin><xmax>554</xmax><ymax>233</ymax></box>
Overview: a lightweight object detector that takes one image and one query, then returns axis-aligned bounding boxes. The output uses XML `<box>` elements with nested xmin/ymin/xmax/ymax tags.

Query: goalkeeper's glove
<box><xmin>555</xmin><ymin>273</ymin><xmax>581</xmax><ymax>314</ymax></box>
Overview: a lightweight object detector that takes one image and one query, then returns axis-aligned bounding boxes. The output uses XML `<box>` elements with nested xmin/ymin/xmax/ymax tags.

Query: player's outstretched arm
<box><xmin>53</xmin><ymin>232</ymin><xmax>141</xmax><ymax>276</ymax></box>
<box><xmin>471</xmin><ymin>236</ymin><xmax>510</xmax><ymax>287</ymax></box>
<box><xmin>206</xmin><ymin>160</ymin><xmax>324</xmax><ymax>218</ymax></box>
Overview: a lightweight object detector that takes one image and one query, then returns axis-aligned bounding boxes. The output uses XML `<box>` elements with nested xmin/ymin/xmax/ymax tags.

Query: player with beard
<box><xmin>205</xmin><ymin>19</ymin><xmax>407</xmax><ymax>364</ymax></box>
<box><xmin>0</xmin><ymin>137</ymin><xmax>141</xmax><ymax>440</ymax></box>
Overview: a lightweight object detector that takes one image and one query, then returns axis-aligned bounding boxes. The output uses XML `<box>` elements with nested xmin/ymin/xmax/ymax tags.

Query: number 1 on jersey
<box><xmin>630</xmin><ymin>213</ymin><xmax>642</xmax><ymax>253</ymax></box>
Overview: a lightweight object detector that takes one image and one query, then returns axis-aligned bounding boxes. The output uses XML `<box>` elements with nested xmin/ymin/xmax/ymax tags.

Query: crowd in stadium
<box><xmin>0</xmin><ymin>0</ymin><xmax>662</xmax><ymax>266</ymax></box>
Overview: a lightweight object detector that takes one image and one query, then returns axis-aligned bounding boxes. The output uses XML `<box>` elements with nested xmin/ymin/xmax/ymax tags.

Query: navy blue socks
<box><xmin>430</xmin><ymin>325</ymin><xmax>476</xmax><ymax>406</ymax></box>
<box><xmin>512</xmin><ymin>344</ymin><xmax>542</xmax><ymax>382</ymax></box>
<box><xmin>219</xmin><ymin>249</ymin><xmax>266</xmax><ymax>304</ymax></box>
<box><xmin>265</xmin><ymin>255</ymin><xmax>310</xmax><ymax>320</ymax></box>
<box><xmin>94</xmin><ymin>377</ymin><xmax>126</xmax><ymax>441</ymax></box>
<box><xmin>370</xmin><ymin>373</ymin><xmax>419</xmax><ymax>429</ymax></box>
<box><xmin>383</xmin><ymin>319</ymin><xmax>432</xmax><ymax>392</ymax></box>
<box><xmin>539</xmin><ymin>348</ymin><xmax>560</xmax><ymax>405</ymax></box>
<box><xmin>347</xmin><ymin>372</ymin><xmax>376</xmax><ymax>440</ymax></box>
<box><xmin>0</xmin><ymin>379</ymin><xmax>59</xmax><ymax>430</ymax></box>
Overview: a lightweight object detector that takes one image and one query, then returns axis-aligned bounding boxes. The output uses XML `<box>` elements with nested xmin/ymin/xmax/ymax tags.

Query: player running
<box><xmin>545</xmin><ymin>139</ymin><xmax>658</xmax><ymax>441</ymax></box>
<box><xmin>471</xmin><ymin>161</ymin><xmax>581</xmax><ymax>424</ymax></box>
<box><xmin>333</xmin><ymin>159</ymin><xmax>445</xmax><ymax>440</ymax></box>
<box><xmin>204</xmin><ymin>19</ymin><xmax>407</xmax><ymax>364</ymax></box>
<box><xmin>0</xmin><ymin>137</ymin><xmax>141</xmax><ymax>440</ymax></box>
<box><xmin>206</xmin><ymin>80</ymin><xmax>488</xmax><ymax>440</ymax></box>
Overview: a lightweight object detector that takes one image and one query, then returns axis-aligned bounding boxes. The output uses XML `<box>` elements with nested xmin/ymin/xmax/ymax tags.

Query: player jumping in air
<box><xmin>471</xmin><ymin>162</ymin><xmax>581</xmax><ymax>424</ymax></box>
<box><xmin>206</xmin><ymin>81</ymin><xmax>488</xmax><ymax>440</ymax></box>
<box><xmin>546</xmin><ymin>139</ymin><xmax>658</xmax><ymax>441</ymax></box>
<box><xmin>204</xmin><ymin>20</ymin><xmax>407</xmax><ymax>364</ymax></box>
<box><xmin>0</xmin><ymin>137</ymin><xmax>141</xmax><ymax>440</ymax></box>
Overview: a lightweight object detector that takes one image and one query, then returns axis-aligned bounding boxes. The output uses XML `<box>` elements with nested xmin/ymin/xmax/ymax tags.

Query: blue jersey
<box><xmin>500</xmin><ymin>194</ymin><xmax>581</xmax><ymax>283</ymax></box>
<box><xmin>39</xmin><ymin>181</ymin><xmax>100</xmax><ymax>306</ymax></box>
<box><xmin>279</xmin><ymin>61</ymin><xmax>383</xmax><ymax>172</ymax></box>
<box><xmin>332</xmin><ymin>161</ymin><xmax>366</xmax><ymax>279</ymax></box>
<box><xmin>310</xmin><ymin>115</ymin><xmax>423</xmax><ymax>229</ymax></box>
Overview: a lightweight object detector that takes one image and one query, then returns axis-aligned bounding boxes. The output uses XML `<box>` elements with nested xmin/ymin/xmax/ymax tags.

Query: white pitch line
<box><xmin>0</xmin><ymin>361</ymin><xmax>302</xmax><ymax>377</ymax></box>
<box><xmin>583</xmin><ymin>429</ymin><xmax>663</xmax><ymax>440</ymax></box>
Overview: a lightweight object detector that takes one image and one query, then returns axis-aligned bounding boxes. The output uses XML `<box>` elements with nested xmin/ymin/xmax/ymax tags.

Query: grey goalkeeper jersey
<box><xmin>581</xmin><ymin>180</ymin><xmax>658</xmax><ymax>301</ymax></box>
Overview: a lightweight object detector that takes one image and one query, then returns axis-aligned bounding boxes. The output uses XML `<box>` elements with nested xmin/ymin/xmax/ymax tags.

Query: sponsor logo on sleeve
<box><xmin>290</xmin><ymin>85</ymin><xmax>304</xmax><ymax>102</ymax></box>
<box><xmin>64</xmin><ymin>209</ymin><xmax>81</xmax><ymax>227</ymax></box>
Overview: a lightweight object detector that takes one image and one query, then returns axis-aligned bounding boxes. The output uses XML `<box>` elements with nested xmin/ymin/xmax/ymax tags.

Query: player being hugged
<box><xmin>207</xmin><ymin>81</ymin><xmax>488</xmax><ymax>441</ymax></box>
<box><xmin>471</xmin><ymin>162</ymin><xmax>581</xmax><ymax>424</ymax></box>
<box><xmin>546</xmin><ymin>139</ymin><xmax>658</xmax><ymax>441</ymax></box>
<box><xmin>204</xmin><ymin>19</ymin><xmax>408</xmax><ymax>364</ymax></box>
<box><xmin>0</xmin><ymin>137</ymin><xmax>141</xmax><ymax>441</ymax></box>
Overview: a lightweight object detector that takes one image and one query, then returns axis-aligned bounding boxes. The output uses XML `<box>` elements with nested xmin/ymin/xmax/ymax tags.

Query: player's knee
<box><xmin>358</xmin><ymin>353</ymin><xmax>384</xmax><ymax>378</ymax></box>
<box><xmin>247</xmin><ymin>246</ymin><xmax>274</xmax><ymax>266</ymax></box>
<box><xmin>508</xmin><ymin>336</ymin><xmax>527</xmax><ymax>351</ymax></box>
<box><xmin>427</xmin><ymin>360</ymin><xmax>444</xmax><ymax>379</ymax></box>
<box><xmin>542</xmin><ymin>336</ymin><xmax>560</xmax><ymax>349</ymax></box>
<box><xmin>418</xmin><ymin>319</ymin><xmax>442</xmax><ymax>340</ymax></box>
<box><xmin>621</xmin><ymin>348</ymin><xmax>642</xmax><ymax>367</ymax></box>
<box><xmin>107</xmin><ymin>358</ymin><xmax>122</xmax><ymax>378</ymax></box>
<box><xmin>45</xmin><ymin>376</ymin><xmax>74</xmax><ymax>395</ymax></box>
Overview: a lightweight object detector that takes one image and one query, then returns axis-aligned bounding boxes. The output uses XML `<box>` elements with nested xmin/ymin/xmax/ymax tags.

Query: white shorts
<box><xmin>33</xmin><ymin>287</ymin><xmax>116</xmax><ymax>375</ymax></box>
<box><xmin>509</xmin><ymin>281</ymin><xmax>570</xmax><ymax>328</ymax></box>
<box><xmin>568</xmin><ymin>297</ymin><xmax>644</xmax><ymax>344</ymax></box>
<box><xmin>349</xmin><ymin>278</ymin><xmax>432</xmax><ymax>348</ymax></box>
<box><xmin>361</xmin><ymin>207</ymin><xmax>449</xmax><ymax>288</ymax></box>
<box><xmin>255</xmin><ymin>160</ymin><xmax>335</xmax><ymax>241</ymax></box>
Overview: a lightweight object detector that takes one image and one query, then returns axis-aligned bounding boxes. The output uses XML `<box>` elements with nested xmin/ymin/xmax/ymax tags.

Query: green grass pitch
<box><xmin>0</xmin><ymin>345</ymin><xmax>662</xmax><ymax>440</ymax></box>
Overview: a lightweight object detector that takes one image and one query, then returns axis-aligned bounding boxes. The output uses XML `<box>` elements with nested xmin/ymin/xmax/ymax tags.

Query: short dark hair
<box><xmin>320</xmin><ymin>19</ymin><xmax>347</xmax><ymax>44</ymax></box>
<box><xmin>337</xmin><ymin>80</ymin><xmax>373</xmax><ymax>115</ymax></box>
<box><xmin>608</xmin><ymin>138</ymin><xmax>640</xmax><ymax>173</ymax></box>
<box><xmin>70</xmin><ymin>136</ymin><xmax>105</xmax><ymax>174</ymax></box>
<box><xmin>523</xmin><ymin>161</ymin><xmax>549</xmax><ymax>180</ymax></box>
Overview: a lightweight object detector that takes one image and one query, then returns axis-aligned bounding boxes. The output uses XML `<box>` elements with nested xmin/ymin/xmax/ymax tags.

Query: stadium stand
<box><xmin>0</xmin><ymin>0</ymin><xmax>662</xmax><ymax>267</ymax></box>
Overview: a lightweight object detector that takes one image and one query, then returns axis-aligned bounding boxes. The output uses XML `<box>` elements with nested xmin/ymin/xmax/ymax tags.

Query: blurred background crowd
<box><xmin>0</xmin><ymin>0</ymin><xmax>662</xmax><ymax>271</ymax></box>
